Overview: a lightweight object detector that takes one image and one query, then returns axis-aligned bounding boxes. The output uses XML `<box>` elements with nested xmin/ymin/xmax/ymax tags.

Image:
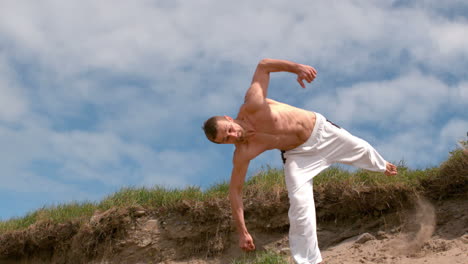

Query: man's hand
<box><xmin>385</xmin><ymin>162</ymin><xmax>398</xmax><ymax>176</ymax></box>
<box><xmin>296</xmin><ymin>64</ymin><xmax>317</xmax><ymax>88</ymax></box>
<box><xmin>239</xmin><ymin>232</ymin><xmax>256</xmax><ymax>251</ymax></box>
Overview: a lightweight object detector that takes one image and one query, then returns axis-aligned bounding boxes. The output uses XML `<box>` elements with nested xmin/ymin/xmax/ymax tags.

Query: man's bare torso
<box><xmin>234</xmin><ymin>98</ymin><xmax>316</xmax><ymax>160</ymax></box>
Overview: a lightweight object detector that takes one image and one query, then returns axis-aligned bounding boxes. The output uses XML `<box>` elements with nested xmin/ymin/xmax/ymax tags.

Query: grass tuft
<box><xmin>231</xmin><ymin>251</ymin><xmax>289</xmax><ymax>264</ymax></box>
<box><xmin>98</xmin><ymin>186</ymin><xmax>206</xmax><ymax>210</ymax></box>
<box><xmin>0</xmin><ymin>201</ymin><xmax>96</xmax><ymax>232</ymax></box>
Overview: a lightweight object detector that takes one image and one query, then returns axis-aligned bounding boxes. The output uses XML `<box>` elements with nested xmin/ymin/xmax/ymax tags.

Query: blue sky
<box><xmin>0</xmin><ymin>0</ymin><xmax>467</xmax><ymax>220</ymax></box>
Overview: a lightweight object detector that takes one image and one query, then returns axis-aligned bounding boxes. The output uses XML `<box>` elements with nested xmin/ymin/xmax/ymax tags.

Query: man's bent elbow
<box><xmin>258</xmin><ymin>58</ymin><xmax>271</xmax><ymax>67</ymax></box>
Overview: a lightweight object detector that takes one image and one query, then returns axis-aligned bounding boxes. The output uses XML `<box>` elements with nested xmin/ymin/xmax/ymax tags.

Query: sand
<box><xmin>321</xmin><ymin>232</ymin><xmax>468</xmax><ymax>264</ymax></box>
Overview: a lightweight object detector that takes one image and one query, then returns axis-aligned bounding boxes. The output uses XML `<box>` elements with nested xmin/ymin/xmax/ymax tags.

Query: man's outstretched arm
<box><xmin>244</xmin><ymin>59</ymin><xmax>317</xmax><ymax>112</ymax></box>
<box><xmin>229</xmin><ymin>154</ymin><xmax>255</xmax><ymax>251</ymax></box>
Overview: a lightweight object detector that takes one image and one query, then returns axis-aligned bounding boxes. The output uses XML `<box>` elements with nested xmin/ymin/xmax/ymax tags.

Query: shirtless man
<box><xmin>203</xmin><ymin>58</ymin><xmax>398</xmax><ymax>264</ymax></box>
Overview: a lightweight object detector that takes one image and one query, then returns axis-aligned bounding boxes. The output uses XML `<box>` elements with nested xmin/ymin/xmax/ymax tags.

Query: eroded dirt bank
<box><xmin>1</xmin><ymin>149</ymin><xmax>466</xmax><ymax>263</ymax></box>
<box><xmin>0</xmin><ymin>191</ymin><xmax>466</xmax><ymax>264</ymax></box>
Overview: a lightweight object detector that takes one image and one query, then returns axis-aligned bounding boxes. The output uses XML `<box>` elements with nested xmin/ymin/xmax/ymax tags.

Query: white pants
<box><xmin>283</xmin><ymin>113</ymin><xmax>387</xmax><ymax>264</ymax></box>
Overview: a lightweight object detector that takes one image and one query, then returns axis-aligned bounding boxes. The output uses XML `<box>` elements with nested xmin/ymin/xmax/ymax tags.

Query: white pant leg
<box><xmin>282</xmin><ymin>113</ymin><xmax>329</xmax><ymax>264</ymax></box>
<box><xmin>287</xmin><ymin>179</ymin><xmax>323</xmax><ymax>264</ymax></box>
<box><xmin>319</xmin><ymin>121</ymin><xmax>387</xmax><ymax>172</ymax></box>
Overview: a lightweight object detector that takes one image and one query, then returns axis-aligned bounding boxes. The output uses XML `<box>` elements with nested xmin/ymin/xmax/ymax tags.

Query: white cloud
<box><xmin>48</xmin><ymin>128</ymin><xmax>217</xmax><ymax>188</ymax></box>
<box><xmin>303</xmin><ymin>70</ymin><xmax>467</xmax><ymax>169</ymax></box>
<box><xmin>0</xmin><ymin>0</ymin><xmax>467</xmax><ymax>219</ymax></box>
<box><xmin>376</xmin><ymin>128</ymin><xmax>436</xmax><ymax>167</ymax></box>
<box><xmin>431</xmin><ymin>22</ymin><xmax>468</xmax><ymax>56</ymax></box>
<box><xmin>305</xmin><ymin>71</ymin><xmax>450</xmax><ymax>128</ymax></box>
<box><xmin>375</xmin><ymin>116</ymin><xmax>468</xmax><ymax>169</ymax></box>
<box><xmin>139</xmin><ymin>149</ymin><xmax>211</xmax><ymax>188</ymax></box>
<box><xmin>0</xmin><ymin>0</ymin><xmax>460</xmax><ymax>78</ymax></box>
<box><xmin>440</xmin><ymin>119</ymin><xmax>468</xmax><ymax>146</ymax></box>
<box><xmin>0</xmin><ymin>119</ymin><xmax>218</xmax><ymax>193</ymax></box>
<box><xmin>450</xmin><ymin>81</ymin><xmax>468</xmax><ymax>106</ymax></box>
<box><xmin>1</xmin><ymin>1</ymin><xmax>466</xmax><ymax>107</ymax></box>
<box><xmin>0</xmin><ymin>57</ymin><xmax>29</xmax><ymax>122</ymax></box>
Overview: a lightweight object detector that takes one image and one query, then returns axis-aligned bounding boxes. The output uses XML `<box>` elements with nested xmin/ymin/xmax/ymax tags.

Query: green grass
<box><xmin>99</xmin><ymin>186</ymin><xmax>207</xmax><ymax>209</ymax></box>
<box><xmin>231</xmin><ymin>251</ymin><xmax>289</xmax><ymax>264</ymax></box>
<box><xmin>246</xmin><ymin>166</ymin><xmax>285</xmax><ymax>188</ymax></box>
<box><xmin>0</xmin><ymin>184</ymin><xmax>230</xmax><ymax>233</ymax></box>
<box><xmin>0</xmin><ymin>211</ymin><xmax>38</xmax><ymax>232</ymax></box>
<box><xmin>0</xmin><ymin>148</ymin><xmax>465</xmax><ymax>234</ymax></box>
<box><xmin>0</xmin><ymin>202</ymin><xmax>97</xmax><ymax>232</ymax></box>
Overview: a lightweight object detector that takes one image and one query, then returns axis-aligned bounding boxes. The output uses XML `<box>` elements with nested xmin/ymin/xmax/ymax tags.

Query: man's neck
<box><xmin>236</xmin><ymin>119</ymin><xmax>253</xmax><ymax>132</ymax></box>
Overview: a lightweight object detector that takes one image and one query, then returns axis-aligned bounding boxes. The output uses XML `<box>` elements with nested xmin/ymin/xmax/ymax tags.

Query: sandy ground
<box><xmin>168</xmin><ymin>197</ymin><xmax>468</xmax><ymax>264</ymax></box>
<box><xmin>321</xmin><ymin>197</ymin><xmax>468</xmax><ymax>264</ymax></box>
<box><xmin>165</xmin><ymin>231</ymin><xmax>468</xmax><ymax>264</ymax></box>
<box><xmin>321</xmin><ymin>232</ymin><xmax>468</xmax><ymax>264</ymax></box>
<box><xmin>165</xmin><ymin>230</ymin><xmax>468</xmax><ymax>264</ymax></box>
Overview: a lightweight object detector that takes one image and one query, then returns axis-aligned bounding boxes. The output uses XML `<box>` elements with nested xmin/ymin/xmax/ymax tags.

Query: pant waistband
<box><xmin>280</xmin><ymin>113</ymin><xmax>341</xmax><ymax>164</ymax></box>
<box><xmin>280</xmin><ymin>112</ymin><xmax>324</xmax><ymax>163</ymax></box>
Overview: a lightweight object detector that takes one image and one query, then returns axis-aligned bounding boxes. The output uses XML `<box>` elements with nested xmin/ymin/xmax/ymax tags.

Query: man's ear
<box><xmin>224</xmin><ymin>115</ymin><xmax>234</xmax><ymax>122</ymax></box>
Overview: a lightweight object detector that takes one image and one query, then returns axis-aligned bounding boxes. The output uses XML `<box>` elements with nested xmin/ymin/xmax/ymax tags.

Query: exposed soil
<box><xmin>0</xmin><ymin>191</ymin><xmax>466</xmax><ymax>264</ymax></box>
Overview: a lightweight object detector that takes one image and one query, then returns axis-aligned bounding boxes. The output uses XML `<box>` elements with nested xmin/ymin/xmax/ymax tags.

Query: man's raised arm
<box><xmin>244</xmin><ymin>59</ymin><xmax>318</xmax><ymax>112</ymax></box>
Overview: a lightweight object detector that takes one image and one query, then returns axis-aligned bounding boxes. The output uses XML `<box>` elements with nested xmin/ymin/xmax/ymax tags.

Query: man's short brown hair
<box><xmin>203</xmin><ymin>116</ymin><xmax>225</xmax><ymax>143</ymax></box>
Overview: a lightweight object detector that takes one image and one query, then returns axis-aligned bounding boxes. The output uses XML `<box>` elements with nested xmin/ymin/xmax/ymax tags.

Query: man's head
<box><xmin>203</xmin><ymin>115</ymin><xmax>245</xmax><ymax>144</ymax></box>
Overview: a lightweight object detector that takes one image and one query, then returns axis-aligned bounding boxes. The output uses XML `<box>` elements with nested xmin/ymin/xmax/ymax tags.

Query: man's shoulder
<box><xmin>233</xmin><ymin>142</ymin><xmax>266</xmax><ymax>162</ymax></box>
<box><xmin>237</xmin><ymin>97</ymin><xmax>274</xmax><ymax>115</ymax></box>
<box><xmin>232</xmin><ymin>145</ymin><xmax>249</xmax><ymax>165</ymax></box>
<box><xmin>233</xmin><ymin>143</ymin><xmax>249</xmax><ymax>157</ymax></box>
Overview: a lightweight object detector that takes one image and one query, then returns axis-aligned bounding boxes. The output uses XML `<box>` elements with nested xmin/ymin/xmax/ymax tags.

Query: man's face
<box><xmin>214</xmin><ymin>118</ymin><xmax>245</xmax><ymax>144</ymax></box>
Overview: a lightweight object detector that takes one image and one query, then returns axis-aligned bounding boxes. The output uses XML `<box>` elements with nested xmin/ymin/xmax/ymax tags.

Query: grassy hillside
<box><xmin>1</xmin><ymin>148</ymin><xmax>466</xmax><ymax>234</ymax></box>
<box><xmin>0</xmin><ymin>146</ymin><xmax>466</xmax><ymax>264</ymax></box>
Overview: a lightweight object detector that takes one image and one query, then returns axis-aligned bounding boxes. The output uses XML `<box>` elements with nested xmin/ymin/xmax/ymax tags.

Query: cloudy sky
<box><xmin>0</xmin><ymin>0</ymin><xmax>467</xmax><ymax>220</ymax></box>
